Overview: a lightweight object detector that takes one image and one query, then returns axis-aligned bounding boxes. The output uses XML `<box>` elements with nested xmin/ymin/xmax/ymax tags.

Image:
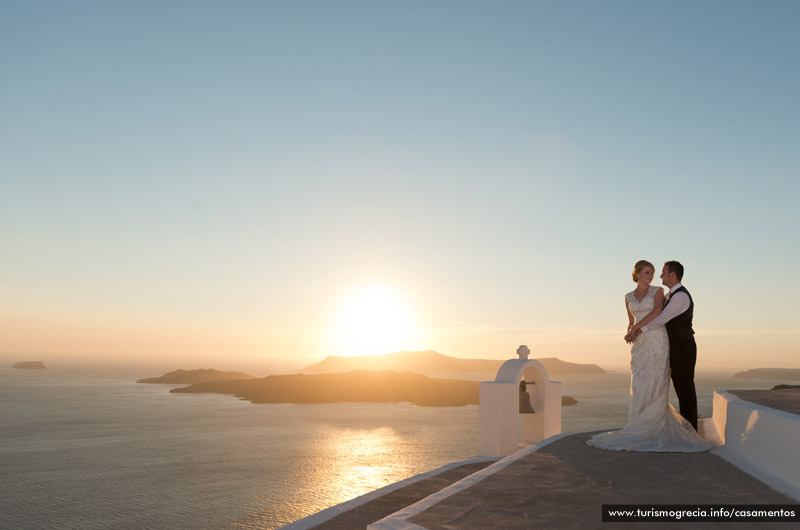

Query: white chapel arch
<box><xmin>478</xmin><ymin>348</ymin><xmax>563</xmax><ymax>458</ymax></box>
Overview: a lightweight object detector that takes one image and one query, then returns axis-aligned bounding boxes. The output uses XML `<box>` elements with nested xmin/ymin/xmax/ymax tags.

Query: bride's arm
<box><xmin>631</xmin><ymin>289</ymin><xmax>665</xmax><ymax>333</ymax></box>
<box><xmin>624</xmin><ymin>297</ymin><xmax>636</xmax><ymax>343</ymax></box>
<box><xmin>625</xmin><ymin>297</ymin><xmax>634</xmax><ymax>333</ymax></box>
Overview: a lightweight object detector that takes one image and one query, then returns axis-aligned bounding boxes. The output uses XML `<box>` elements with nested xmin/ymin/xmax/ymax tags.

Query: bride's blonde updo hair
<box><xmin>632</xmin><ymin>260</ymin><xmax>654</xmax><ymax>282</ymax></box>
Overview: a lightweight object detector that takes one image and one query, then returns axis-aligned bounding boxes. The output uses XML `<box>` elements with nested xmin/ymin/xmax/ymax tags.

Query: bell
<box><xmin>519</xmin><ymin>380</ymin><xmax>535</xmax><ymax>414</ymax></box>
<box><xmin>519</xmin><ymin>391</ymin><xmax>535</xmax><ymax>413</ymax></box>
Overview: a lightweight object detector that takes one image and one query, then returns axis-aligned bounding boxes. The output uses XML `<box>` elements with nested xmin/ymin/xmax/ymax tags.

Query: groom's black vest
<box><xmin>664</xmin><ymin>286</ymin><xmax>694</xmax><ymax>341</ymax></box>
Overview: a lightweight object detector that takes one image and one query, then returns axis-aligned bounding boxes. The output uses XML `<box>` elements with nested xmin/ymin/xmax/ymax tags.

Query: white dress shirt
<box><xmin>641</xmin><ymin>283</ymin><xmax>690</xmax><ymax>333</ymax></box>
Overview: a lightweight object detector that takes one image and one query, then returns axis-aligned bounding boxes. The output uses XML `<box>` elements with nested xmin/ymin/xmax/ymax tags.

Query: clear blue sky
<box><xmin>2</xmin><ymin>1</ymin><xmax>798</xmax><ymax>373</ymax></box>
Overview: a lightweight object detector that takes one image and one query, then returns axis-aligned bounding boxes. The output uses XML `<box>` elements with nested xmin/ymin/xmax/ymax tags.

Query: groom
<box><xmin>631</xmin><ymin>261</ymin><xmax>698</xmax><ymax>431</ymax></box>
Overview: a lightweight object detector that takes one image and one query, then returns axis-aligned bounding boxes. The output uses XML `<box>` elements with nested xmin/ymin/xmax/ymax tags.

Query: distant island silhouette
<box><xmin>732</xmin><ymin>368</ymin><xmax>800</xmax><ymax>380</ymax></box>
<box><xmin>13</xmin><ymin>361</ymin><xmax>46</xmax><ymax>370</ymax></box>
<box><xmin>168</xmin><ymin>370</ymin><xmax>578</xmax><ymax>407</ymax></box>
<box><xmin>300</xmin><ymin>350</ymin><xmax>605</xmax><ymax>375</ymax></box>
<box><xmin>137</xmin><ymin>368</ymin><xmax>257</xmax><ymax>384</ymax></box>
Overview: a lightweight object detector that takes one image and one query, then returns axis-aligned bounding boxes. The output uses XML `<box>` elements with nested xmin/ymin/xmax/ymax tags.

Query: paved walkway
<box><xmin>407</xmin><ymin>431</ymin><xmax>797</xmax><ymax>530</ymax></box>
<box><xmin>728</xmin><ymin>388</ymin><xmax>800</xmax><ymax>415</ymax></box>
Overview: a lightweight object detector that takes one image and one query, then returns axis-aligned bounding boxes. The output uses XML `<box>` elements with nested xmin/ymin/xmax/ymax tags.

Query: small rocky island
<box><xmin>13</xmin><ymin>361</ymin><xmax>46</xmax><ymax>370</ymax></box>
<box><xmin>167</xmin><ymin>370</ymin><xmax>578</xmax><ymax>407</ymax></box>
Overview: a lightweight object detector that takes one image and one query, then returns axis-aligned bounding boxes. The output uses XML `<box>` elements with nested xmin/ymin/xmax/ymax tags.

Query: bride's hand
<box><xmin>624</xmin><ymin>326</ymin><xmax>641</xmax><ymax>343</ymax></box>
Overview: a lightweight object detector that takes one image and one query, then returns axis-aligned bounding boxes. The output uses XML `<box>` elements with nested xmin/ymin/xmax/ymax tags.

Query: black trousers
<box><xmin>669</xmin><ymin>339</ymin><xmax>698</xmax><ymax>430</ymax></box>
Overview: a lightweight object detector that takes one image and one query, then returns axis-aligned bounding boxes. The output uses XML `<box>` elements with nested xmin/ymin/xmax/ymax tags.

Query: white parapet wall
<box><xmin>712</xmin><ymin>390</ymin><xmax>800</xmax><ymax>501</ymax></box>
<box><xmin>478</xmin><ymin>358</ymin><xmax>562</xmax><ymax>458</ymax></box>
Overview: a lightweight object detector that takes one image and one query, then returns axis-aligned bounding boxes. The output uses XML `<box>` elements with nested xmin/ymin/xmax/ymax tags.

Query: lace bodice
<box><xmin>626</xmin><ymin>286</ymin><xmax>661</xmax><ymax>323</ymax></box>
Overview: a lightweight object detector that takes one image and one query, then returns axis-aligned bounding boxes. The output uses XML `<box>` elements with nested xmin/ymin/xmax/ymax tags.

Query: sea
<box><xmin>0</xmin><ymin>366</ymin><xmax>791</xmax><ymax>530</ymax></box>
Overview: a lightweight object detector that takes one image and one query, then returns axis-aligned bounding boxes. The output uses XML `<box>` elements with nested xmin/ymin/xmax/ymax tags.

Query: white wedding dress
<box><xmin>587</xmin><ymin>286</ymin><xmax>715</xmax><ymax>452</ymax></box>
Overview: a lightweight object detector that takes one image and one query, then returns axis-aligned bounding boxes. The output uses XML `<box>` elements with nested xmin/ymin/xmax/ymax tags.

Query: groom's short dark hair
<box><xmin>664</xmin><ymin>260</ymin><xmax>684</xmax><ymax>281</ymax></box>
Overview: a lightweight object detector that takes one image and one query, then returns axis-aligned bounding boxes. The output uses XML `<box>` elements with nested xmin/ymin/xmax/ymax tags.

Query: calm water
<box><xmin>0</xmin><ymin>367</ymin><xmax>788</xmax><ymax>529</ymax></box>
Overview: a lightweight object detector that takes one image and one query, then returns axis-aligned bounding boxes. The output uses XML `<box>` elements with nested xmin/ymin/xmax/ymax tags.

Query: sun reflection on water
<box><xmin>310</xmin><ymin>425</ymin><xmax>412</xmax><ymax>505</ymax></box>
<box><xmin>226</xmin><ymin>403</ymin><xmax>479</xmax><ymax>529</ymax></box>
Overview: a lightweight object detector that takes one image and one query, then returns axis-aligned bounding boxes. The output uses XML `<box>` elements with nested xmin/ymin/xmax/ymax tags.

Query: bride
<box><xmin>587</xmin><ymin>260</ymin><xmax>715</xmax><ymax>452</ymax></box>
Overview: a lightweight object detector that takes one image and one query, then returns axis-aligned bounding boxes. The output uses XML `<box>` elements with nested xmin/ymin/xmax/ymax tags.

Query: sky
<box><xmin>1</xmin><ymin>1</ymin><xmax>798</xmax><ymax>374</ymax></box>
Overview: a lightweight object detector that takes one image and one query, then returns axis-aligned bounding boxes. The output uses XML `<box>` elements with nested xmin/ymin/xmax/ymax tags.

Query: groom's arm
<box><xmin>640</xmin><ymin>293</ymin><xmax>690</xmax><ymax>333</ymax></box>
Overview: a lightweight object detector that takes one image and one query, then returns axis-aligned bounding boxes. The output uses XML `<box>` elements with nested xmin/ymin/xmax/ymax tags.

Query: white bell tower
<box><xmin>478</xmin><ymin>345</ymin><xmax>563</xmax><ymax>457</ymax></box>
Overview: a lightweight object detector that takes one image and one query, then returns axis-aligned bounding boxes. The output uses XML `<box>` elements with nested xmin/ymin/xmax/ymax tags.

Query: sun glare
<box><xmin>333</xmin><ymin>284</ymin><xmax>419</xmax><ymax>357</ymax></box>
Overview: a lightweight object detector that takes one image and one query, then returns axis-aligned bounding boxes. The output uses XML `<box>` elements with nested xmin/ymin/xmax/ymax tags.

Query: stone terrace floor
<box><xmin>406</xmin><ymin>430</ymin><xmax>797</xmax><ymax>530</ymax></box>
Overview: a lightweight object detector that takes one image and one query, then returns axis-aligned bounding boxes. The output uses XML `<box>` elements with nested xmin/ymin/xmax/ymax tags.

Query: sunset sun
<box><xmin>333</xmin><ymin>285</ymin><xmax>419</xmax><ymax>357</ymax></box>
